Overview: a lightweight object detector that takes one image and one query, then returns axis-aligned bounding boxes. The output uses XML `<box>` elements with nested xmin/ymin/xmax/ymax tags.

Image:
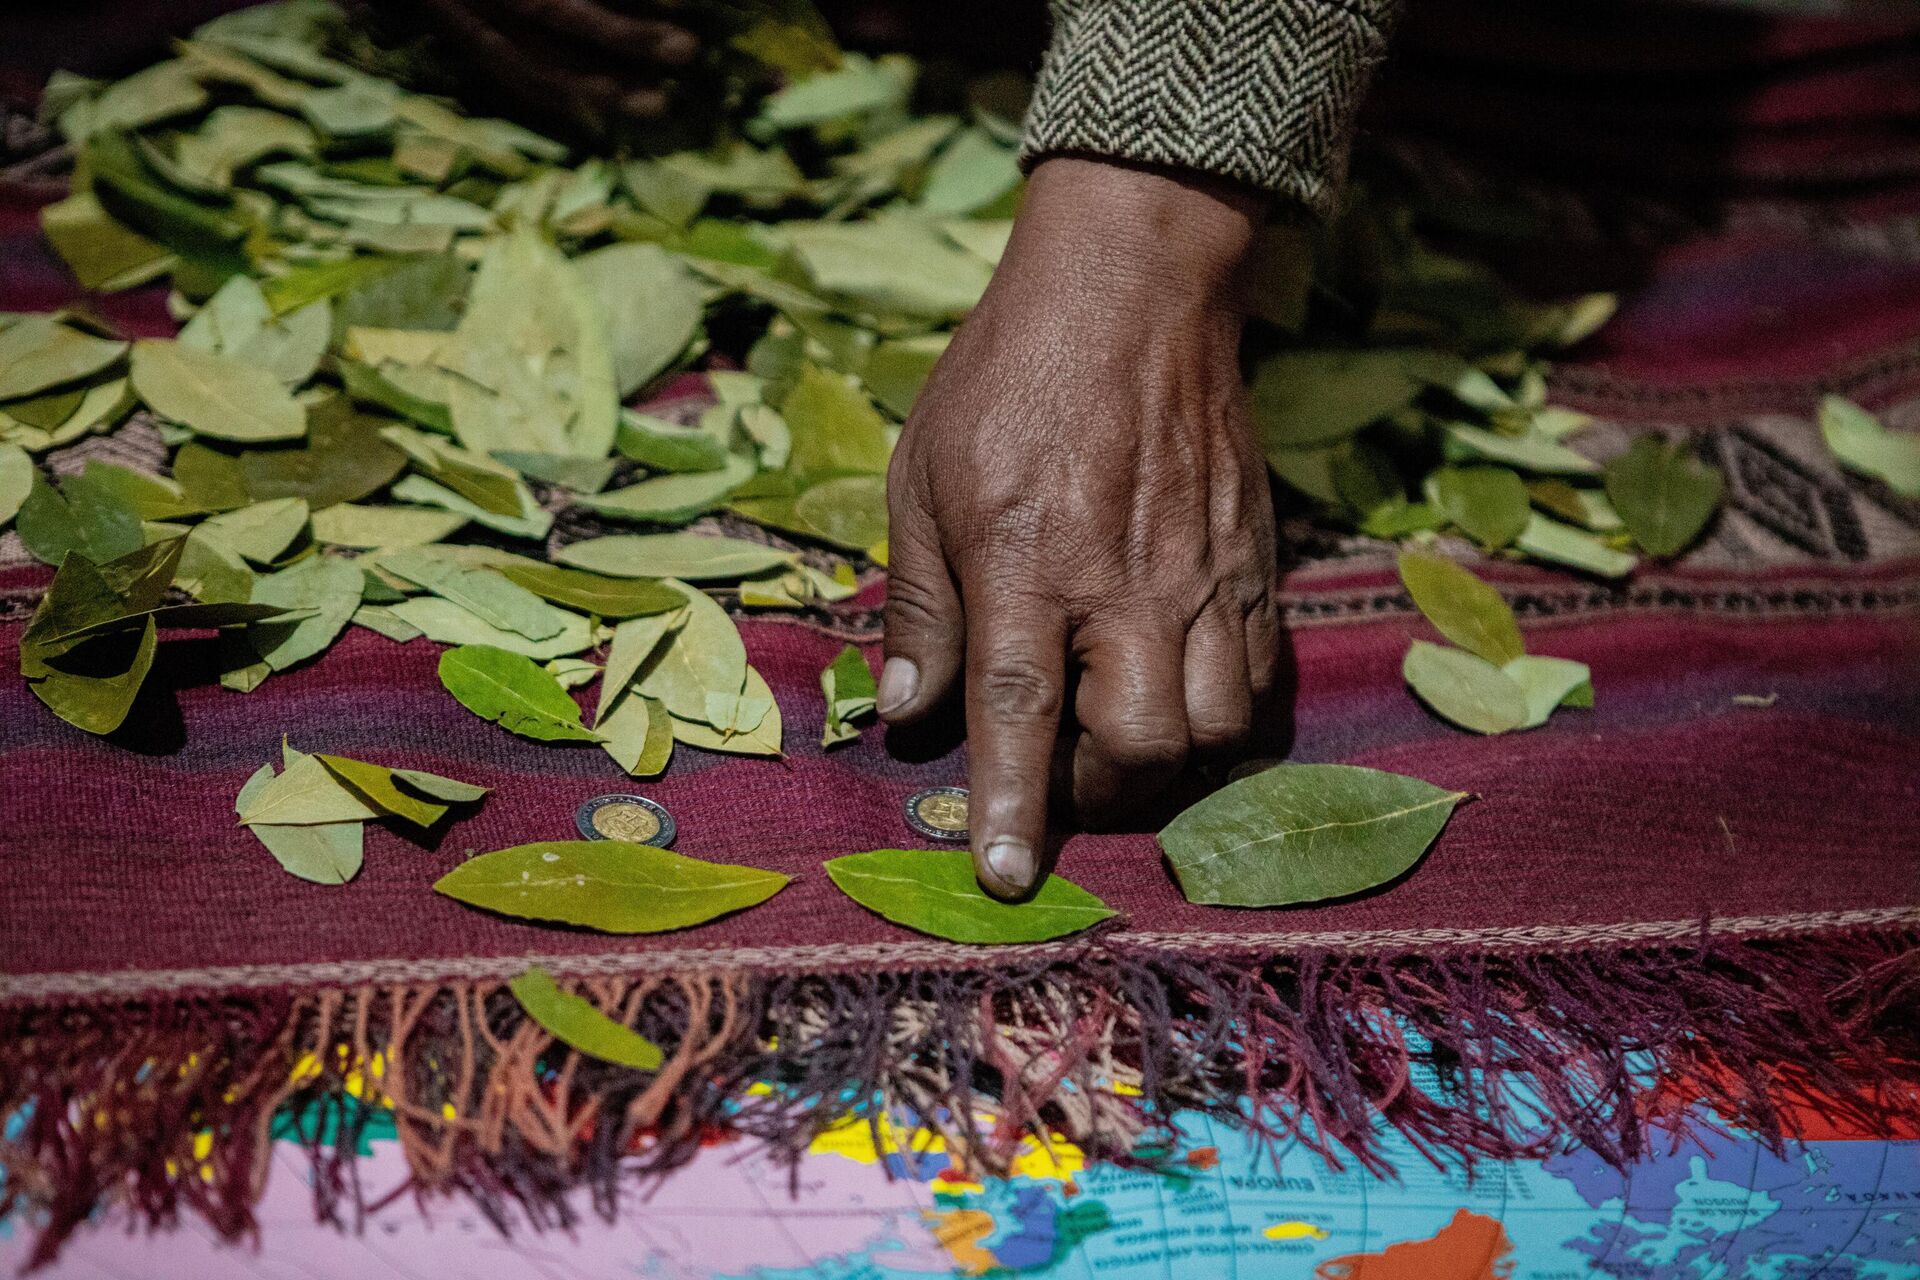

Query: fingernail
<box><xmin>984</xmin><ymin>839</ymin><xmax>1034</xmax><ymax>893</ymax></box>
<box><xmin>876</xmin><ymin>658</ymin><xmax>918</xmax><ymax>716</ymax></box>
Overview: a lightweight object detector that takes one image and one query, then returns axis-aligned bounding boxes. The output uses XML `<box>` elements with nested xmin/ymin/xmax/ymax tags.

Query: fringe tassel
<box><xmin>2</xmin><ymin>928</ymin><xmax>1916</xmax><ymax>1270</ymax></box>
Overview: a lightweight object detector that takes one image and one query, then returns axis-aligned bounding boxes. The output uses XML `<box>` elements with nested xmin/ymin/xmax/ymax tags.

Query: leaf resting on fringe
<box><xmin>509</xmin><ymin>966</ymin><xmax>664</xmax><ymax>1069</ymax></box>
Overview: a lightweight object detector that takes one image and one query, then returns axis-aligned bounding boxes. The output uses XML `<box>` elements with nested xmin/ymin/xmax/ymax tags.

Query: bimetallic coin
<box><xmin>904</xmin><ymin>786</ymin><xmax>969</xmax><ymax>842</ymax></box>
<box><xmin>576</xmin><ymin>794</ymin><xmax>676</xmax><ymax>847</ymax></box>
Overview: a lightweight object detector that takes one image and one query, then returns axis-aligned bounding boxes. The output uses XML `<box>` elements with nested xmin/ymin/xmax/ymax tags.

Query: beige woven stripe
<box><xmin>6</xmin><ymin>906</ymin><xmax>1914</xmax><ymax>1003</ymax></box>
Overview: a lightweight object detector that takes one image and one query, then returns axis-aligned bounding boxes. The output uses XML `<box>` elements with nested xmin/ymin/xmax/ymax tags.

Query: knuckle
<box><xmin>650</xmin><ymin>25</ymin><xmax>698</xmax><ymax>63</ymax></box>
<box><xmin>1098</xmin><ymin>717</ymin><xmax>1188</xmax><ymax>772</ymax></box>
<box><xmin>884</xmin><ymin>577</ymin><xmax>954</xmax><ymax>634</ymax></box>
<box><xmin>1189</xmin><ymin>706</ymin><xmax>1252</xmax><ymax>751</ymax></box>
<box><xmin>978</xmin><ymin>660</ymin><xmax>1062</xmax><ymax>722</ymax></box>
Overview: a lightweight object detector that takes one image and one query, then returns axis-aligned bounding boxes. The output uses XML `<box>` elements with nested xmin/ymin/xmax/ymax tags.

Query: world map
<box><xmin>7</xmin><ymin>1079</ymin><xmax>1916</xmax><ymax>1278</ymax></box>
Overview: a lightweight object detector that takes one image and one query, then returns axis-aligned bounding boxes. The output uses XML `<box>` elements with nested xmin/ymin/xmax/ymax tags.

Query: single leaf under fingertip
<box><xmin>824</xmin><ymin>848</ymin><xmax>1115</xmax><ymax>943</ymax></box>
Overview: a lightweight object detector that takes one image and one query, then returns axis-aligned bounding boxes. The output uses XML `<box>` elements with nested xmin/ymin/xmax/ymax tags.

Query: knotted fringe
<box><xmin>2</xmin><ymin>926</ymin><xmax>1915</xmax><ymax>1270</ymax></box>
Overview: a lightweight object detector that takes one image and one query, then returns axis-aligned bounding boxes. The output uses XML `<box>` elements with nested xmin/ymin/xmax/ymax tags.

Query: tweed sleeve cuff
<box><xmin>1020</xmin><ymin>0</ymin><xmax>1401</xmax><ymax>218</ymax></box>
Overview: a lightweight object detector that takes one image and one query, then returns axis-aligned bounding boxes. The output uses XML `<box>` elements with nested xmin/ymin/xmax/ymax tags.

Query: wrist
<box><xmin>1009</xmin><ymin>155</ymin><xmax>1268</xmax><ymax>313</ymax></box>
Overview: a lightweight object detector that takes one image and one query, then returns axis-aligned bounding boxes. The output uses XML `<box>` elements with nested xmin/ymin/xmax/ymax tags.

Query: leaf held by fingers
<box><xmin>1158</xmin><ymin>763</ymin><xmax>1466</xmax><ymax>907</ymax></box>
<box><xmin>824</xmin><ymin>848</ymin><xmax>1115</xmax><ymax>943</ymax></box>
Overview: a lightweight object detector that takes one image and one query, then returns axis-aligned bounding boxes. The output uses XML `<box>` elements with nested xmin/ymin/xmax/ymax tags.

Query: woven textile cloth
<box><xmin>1020</xmin><ymin>0</ymin><xmax>1402</xmax><ymax>213</ymax></box>
<box><xmin>4</xmin><ymin>6</ymin><xmax>1920</xmax><ymax>1266</ymax></box>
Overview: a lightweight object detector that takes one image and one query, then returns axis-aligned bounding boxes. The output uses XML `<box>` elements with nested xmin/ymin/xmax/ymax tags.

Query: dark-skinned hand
<box><xmin>879</xmin><ymin>156</ymin><xmax>1282</xmax><ymax>901</ymax></box>
<box><xmin>406</xmin><ymin>0</ymin><xmax>700</xmax><ymax>134</ymax></box>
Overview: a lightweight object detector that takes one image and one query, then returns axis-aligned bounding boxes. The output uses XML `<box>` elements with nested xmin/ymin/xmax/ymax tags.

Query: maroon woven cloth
<box><xmin>1</xmin><ymin>562</ymin><xmax>1917</xmax><ymax>996</ymax></box>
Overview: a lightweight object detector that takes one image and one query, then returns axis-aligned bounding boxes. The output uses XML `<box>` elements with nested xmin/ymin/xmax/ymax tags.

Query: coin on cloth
<box><xmin>576</xmin><ymin>794</ymin><xmax>676</xmax><ymax>846</ymax></box>
<box><xmin>903</xmin><ymin>786</ymin><xmax>969</xmax><ymax>842</ymax></box>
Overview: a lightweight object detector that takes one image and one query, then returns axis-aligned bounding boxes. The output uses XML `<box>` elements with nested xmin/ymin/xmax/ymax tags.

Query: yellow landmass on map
<box><xmin>806</xmin><ymin>1111</ymin><xmax>1084</xmax><ymax>1188</ymax></box>
<box><xmin>806</xmin><ymin>1112</ymin><xmax>947</xmax><ymax>1164</ymax></box>
<box><xmin>1265</xmin><ymin>1220</ymin><xmax>1330</xmax><ymax>1241</ymax></box>
<box><xmin>1010</xmin><ymin>1134</ymin><xmax>1084</xmax><ymax>1183</ymax></box>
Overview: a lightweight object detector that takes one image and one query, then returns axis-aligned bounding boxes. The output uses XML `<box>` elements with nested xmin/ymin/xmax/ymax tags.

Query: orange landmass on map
<box><xmin>925</xmin><ymin>1207</ymin><xmax>997</xmax><ymax>1276</ymax></box>
<box><xmin>1313</xmin><ymin>1208</ymin><xmax>1515</xmax><ymax>1280</ymax></box>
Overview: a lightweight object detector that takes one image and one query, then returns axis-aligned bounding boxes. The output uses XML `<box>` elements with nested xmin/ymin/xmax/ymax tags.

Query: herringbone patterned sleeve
<box><xmin>1020</xmin><ymin>0</ymin><xmax>1403</xmax><ymax>216</ymax></box>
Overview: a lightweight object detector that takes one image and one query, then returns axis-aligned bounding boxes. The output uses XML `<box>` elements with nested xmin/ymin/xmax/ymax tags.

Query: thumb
<box><xmin>878</xmin><ymin>487</ymin><xmax>963</xmax><ymax>724</ymax></box>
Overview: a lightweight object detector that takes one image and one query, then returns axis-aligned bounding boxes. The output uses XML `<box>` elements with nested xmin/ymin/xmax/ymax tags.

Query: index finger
<box><xmin>962</xmin><ymin>579</ymin><xmax>1068</xmax><ymax>901</ymax></box>
<box><xmin>495</xmin><ymin>0</ymin><xmax>699</xmax><ymax>64</ymax></box>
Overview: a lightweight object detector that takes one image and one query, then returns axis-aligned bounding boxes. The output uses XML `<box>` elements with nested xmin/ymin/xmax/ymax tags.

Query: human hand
<box><xmin>879</xmin><ymin>156</ymin><xmax>1282</xmax><ymax>900</ymax></box>
<box><xmin>409</xmin><ymin>0</ymin><xmax>700</xmax><ymax>133</ymax></box>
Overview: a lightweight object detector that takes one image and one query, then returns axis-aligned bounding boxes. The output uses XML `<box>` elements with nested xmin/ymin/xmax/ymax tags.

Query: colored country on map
<box><xmin>804</xmin><ymin>1109</ymin><xmax>1084</xmax><ymax>1186</ymax></box>
<box><xmin>1313</xmin><ymin>1209</ymin><xmax>1515</xmax><ymax>1279</ymax></box>
<box><xmin>925</xmin><ymin>1183</ymin><xmax>1113</xmax><ymax>1274</ymax></box>
<box><xmin>1544</xmin><ymin>1127</ymin><xmax>1920</xmax><ymax>1280</ymax></box>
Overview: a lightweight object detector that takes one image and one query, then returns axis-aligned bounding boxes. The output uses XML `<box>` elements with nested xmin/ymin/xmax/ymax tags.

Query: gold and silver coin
<box><xmin>576</xmin><ymin>794</ymin><xmax>676</xmax><ymax>846</ymax></box>
<box><xmin>903</xmin><ymin>786</ymin><xmax>969</xmax><ymax>842</ymax></box>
